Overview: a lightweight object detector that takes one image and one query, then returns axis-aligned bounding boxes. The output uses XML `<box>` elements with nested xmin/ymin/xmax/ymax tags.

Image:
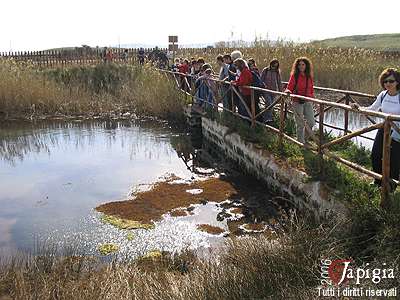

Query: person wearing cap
<box><xmin>232</xmin><ymin>58</ymin><xmax>253</xmax><ymax>119</ymax></box>
<box><xmin>351</xmin><ymin>68</ymin><xmax>400</xmax><ymax>191</ymax></box>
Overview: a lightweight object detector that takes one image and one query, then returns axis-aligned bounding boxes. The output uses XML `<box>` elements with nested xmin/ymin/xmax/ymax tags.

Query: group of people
<box><xmin>171</xmin><ymin>51</ymin><xmax>314</xmax><ymax>143</ymax></box>
<box><xmin>171</xmin><ymin>52</ymin><xmax>400</xmax><ymax>191</ymax></box>
<box><xmin>101</xmin><ymin>47</ymin><xmax>129</xmax><ymax>62</ymax></box>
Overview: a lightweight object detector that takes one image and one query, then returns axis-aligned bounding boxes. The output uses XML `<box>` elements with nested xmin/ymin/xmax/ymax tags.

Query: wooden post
<box><xmin>231</xmin><ymin>85</ymin><xmax>235</xmax><ymax>114</ymax></box>
<box><xmin>319</xmin><ymin>103</ymin><xmax>325</xmax><ymax>178</ymax></box>
<box><xmin>344</xmin><ymin>94</ymin><xmax>350</xmax><ymax>135</ymax></box>
<box><xmin>278</xmin><ymin>96</ymin><xmax>287</xmax><ymax>148</ymax></box>
<box><xmin>381</xmin><ymin>119</ymin><xmax>392</xmax><ymax>208</ymax></box>
<box><xmin>251</xmin><ymin>89</ymin><xmax>256</xmax><ymax>128</ymax></box>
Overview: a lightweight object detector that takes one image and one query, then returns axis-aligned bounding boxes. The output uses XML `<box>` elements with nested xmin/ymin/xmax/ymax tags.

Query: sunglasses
<box><xmin>383</xmin><ymin>79</ymin><xmax>396</xmax><ymax>84</ymax></box>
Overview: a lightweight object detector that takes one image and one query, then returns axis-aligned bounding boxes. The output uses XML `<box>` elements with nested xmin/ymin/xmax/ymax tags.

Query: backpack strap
<box><xmin>380</xmin><ymin>90</ymin><xmax>389</xmax><ymax>104</ymax></box>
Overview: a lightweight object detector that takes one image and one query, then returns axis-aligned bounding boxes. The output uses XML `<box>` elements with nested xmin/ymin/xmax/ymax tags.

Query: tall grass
<box><xmin>1</xmin><ymin>207</ymin><xmax>399</xmax><ymax>300</ymax></box>
<box><xmin>0</xmin><ymin>60</ymin><xmax>185</xmax><ymax>121</ymax></box>
<box><xmin>178</xmin><ymin>43</ymin><xmax>400</xmax><ymax>94</ymax></box>
<box><xmin>0</xmin><ymin>213</ymin><xmax>333</xmax><ymax>300</ymax></box>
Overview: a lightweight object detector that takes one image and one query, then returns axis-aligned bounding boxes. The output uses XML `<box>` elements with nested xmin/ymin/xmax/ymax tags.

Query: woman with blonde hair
<box><xmin>285</xmin><ymin>57</ymin><xmax>315</xmax><ymax>144</ymax></box>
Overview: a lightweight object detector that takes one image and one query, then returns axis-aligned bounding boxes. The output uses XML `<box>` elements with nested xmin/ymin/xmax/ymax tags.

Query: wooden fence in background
<box><xmin>0</xmin><ymin>48</ymin><xmax>169</xmax><ymax>67</ymax></box>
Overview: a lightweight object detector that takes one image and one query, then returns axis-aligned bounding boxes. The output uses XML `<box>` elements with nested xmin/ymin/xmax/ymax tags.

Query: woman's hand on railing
<box><xmin>349</xmin><ymin>103</ymin><xmax>361</xmax><ymax>110</ymax></box>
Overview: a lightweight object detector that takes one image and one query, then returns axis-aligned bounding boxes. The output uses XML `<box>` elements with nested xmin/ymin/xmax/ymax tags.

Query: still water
<box><xmin>0</xmin><ymin>119</ymin><xmax>228</xmax><ymax>258</ymax></box>
<box><xmin>324</xmin><ymin>108</ymin><xmax>378</xmax><ymax>149</ymax></box>
<box><xmin>0</xmin><ymin>111</ymin><xmax>376</xmax><ymax>258</ymax></box>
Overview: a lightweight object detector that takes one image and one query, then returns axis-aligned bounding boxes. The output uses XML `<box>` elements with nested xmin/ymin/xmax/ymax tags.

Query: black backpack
<box><xmin>251</xmin><ymin>71</ymin><xmax>265</xmax><ymax>100</ymax></box>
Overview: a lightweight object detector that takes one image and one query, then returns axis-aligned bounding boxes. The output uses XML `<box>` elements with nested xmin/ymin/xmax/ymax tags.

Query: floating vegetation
<box><xmin>98</xmin><ymin>243</ymin><xmax>119</xmax><ymax>255</ymax></box>
<box><xmin>96</xmin><ymin>177</ymin><xmax>237</xmax><ymax>223</ymax></box>
<box><xmin>126</xmin><ymin>232</ymin><xmax>134</xmax><ymax>241</ymax></box>
<box><xmin>100</xmin><ymin>214</ymin><xmax>155</xmax><ymax>230</ymax></box>
<box><xmin>170</xmin><ymin>208</ymin><xmax>190</xmax><ymax>217</ymax></box>
<box><xmin>197</xmin><ymin>224</ymin><xmax>226</xmax><ymax>235</ymax></box>
<box><xmin>141</xmin><ymin>250</ymin><xmax>162</xmax><ymax>260</ymax></box>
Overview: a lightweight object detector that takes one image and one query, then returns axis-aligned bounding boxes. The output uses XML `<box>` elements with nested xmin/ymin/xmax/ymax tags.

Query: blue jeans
<box><xmin>262</xmin><ymin>93</ymin><xmax>274</xmax><ymax>122</ymax></box>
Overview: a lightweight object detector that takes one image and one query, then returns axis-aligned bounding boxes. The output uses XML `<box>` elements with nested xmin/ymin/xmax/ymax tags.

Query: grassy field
<box><xmin>178</xmin><ymin>42</ymin><xmax>400</xmax><ymax>94</ymax></box>
<box><xmin>312</xmin><ymin>33</ymin><xmax>400</xmax><ymax>51</ymax></box>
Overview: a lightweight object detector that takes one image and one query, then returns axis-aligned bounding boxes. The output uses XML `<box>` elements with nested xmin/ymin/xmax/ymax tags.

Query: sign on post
<box><xmin>168</xmin><ymin>35</ymin><xmax>178</xmax><ymax>64</ymax></box>
<box><xmin>168</xmin><ymin>44</ymin><xmax>179</xmax><ymax>52</ymax></box>
<box><xmin>168</xmin><ymin>36</ymin><xmax>178</xmax><ymax>43</ymax></box>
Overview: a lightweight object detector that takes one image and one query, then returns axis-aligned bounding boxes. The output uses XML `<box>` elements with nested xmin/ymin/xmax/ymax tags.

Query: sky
<box><xmin>1</xmin><ymin>0</ymin><xmax>399</xmax><ymax>52</ymax></box>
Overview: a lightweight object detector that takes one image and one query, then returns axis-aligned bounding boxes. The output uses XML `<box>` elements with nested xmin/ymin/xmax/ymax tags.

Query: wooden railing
<box><xmin>161</xmin><ymin>69</ymin><xmax>400</xmax><ymax>207</ymax></box>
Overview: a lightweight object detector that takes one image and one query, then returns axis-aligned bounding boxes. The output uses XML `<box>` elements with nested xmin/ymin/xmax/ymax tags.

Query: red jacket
<box><xmin>178</xmin><ymin>64</ymin><xmax>189</xmax><ymax>74</ymax></box>
<box><xmin>233</xmin><ymin>67</ymin><xmax>253</xmax><ymax>96</ymax></box>
<box><xmin>286</xmin><ymin>72</ymin><xmax>314</xmax><ymax>101</ymax></box>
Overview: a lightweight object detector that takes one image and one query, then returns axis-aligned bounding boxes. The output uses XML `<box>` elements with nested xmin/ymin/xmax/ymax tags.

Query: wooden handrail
<box><xmin>163</xmin><ymin>69</ymin><xmax>400</xmax><ymax>207</ymax></box>
<box><xmin>159</xmin><ymin>70</ymin><xmax>400</xmax><ymax>121</ymax></box>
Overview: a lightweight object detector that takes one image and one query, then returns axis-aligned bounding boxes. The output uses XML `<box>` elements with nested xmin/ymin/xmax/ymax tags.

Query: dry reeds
<box><xmin>0</xmin><ymin>61</ymin><xmax>185</xmax><ymax>121</ymax></box>
<box><xmin>178</xmin><ymin>43</ymin><xmax>400</xmax><ymax>94</ymax></box>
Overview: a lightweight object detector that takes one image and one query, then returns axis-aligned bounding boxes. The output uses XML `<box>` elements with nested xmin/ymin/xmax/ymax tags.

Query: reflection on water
<box><xmin>0</xmin><ymin>119</ymin><xmax>198</xmax><ymax>256</ymax></box>
<box><xmin>325</xmin><ymin>109</ymin><xmax>380</xmax><ymax>149</ymax></box>
<box><xmin>0</xmin><ymin>120</ymin><xmax>177</xmax><ymax>166</ymax></box>
<box><xmin>0</xmin><ymin>111</ymin><xmax>374</xmax><ymax>258</ymax></box>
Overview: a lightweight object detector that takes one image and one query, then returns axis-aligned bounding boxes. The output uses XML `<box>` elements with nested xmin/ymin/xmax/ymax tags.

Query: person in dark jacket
<box><xmin>261</xmin><ymin>59</ymin><xmax>282</xmax><ymax>123</ymax></box>
<box><xmin>248</xmin><ymin>58</ymin><xmax>260</xmax><ymax>76</ymax></box>
<box><xmin>223</xmin><ymin>54</ymin><xmax>237</xmax><ymax>111</ymax></box>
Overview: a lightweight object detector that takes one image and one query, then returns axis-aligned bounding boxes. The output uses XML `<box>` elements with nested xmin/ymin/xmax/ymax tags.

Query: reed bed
<box><xmin>178</xmin><ymin>43</ymin><xmax>400</xmax><ymax>94</ymax></box>
<box><xmin>0</xmin><ymin>60</ymin><xmax>185</xmax><ymax>121</ymax></box>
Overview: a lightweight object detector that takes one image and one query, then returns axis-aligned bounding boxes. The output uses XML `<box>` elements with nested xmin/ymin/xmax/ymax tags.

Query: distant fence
<box><xmin>161</xmin><ymin>69</ymin><xmax>400</xmax><ymax>208</ymax></box>
<box><xmin>0</xmin><ymin>48</ymin><xmax>169</xmax><ymax>67</ymax></box>
<box><xmin>0</xmin><ymin>47</ymin><xmax>230</xmax><ymax>67</ymax></box>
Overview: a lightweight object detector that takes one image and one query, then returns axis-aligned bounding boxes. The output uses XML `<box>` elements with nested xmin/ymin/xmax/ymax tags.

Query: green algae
<box><xmin>101</xmin><ymin>214</ymin><xmax>155</xmax><ymax>230</ymax></box>
<box><xmin>141</xmin><ymin>250</ymin><xmax>162</xmax><ymax>259</ymax></box>
<box><xmin>98</xmin><ymin>243</ymin><xmax>119</xmax><ymax>255</ymax></box>
<box><xmin>126</xmin><ymin>232</ymin><xmax>134</xmax><ymax>241</ymax></box>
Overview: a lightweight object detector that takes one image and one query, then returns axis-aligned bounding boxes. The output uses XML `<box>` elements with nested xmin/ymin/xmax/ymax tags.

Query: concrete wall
<box><xmin>201</xmin><ymin>117</ymin><xmax>347</xmax><ymax>218</ymax></box>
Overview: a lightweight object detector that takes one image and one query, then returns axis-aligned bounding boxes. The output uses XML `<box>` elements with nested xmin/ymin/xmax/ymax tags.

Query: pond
<box><xmin>0</xmin><ymin>119</ymin><xmax>278</xmax><ymax>259</ymax></box>
<box><xmin>0</xmin><ymin>111</ymin><xmax>375</xmax><ymax>259</ymax></box>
